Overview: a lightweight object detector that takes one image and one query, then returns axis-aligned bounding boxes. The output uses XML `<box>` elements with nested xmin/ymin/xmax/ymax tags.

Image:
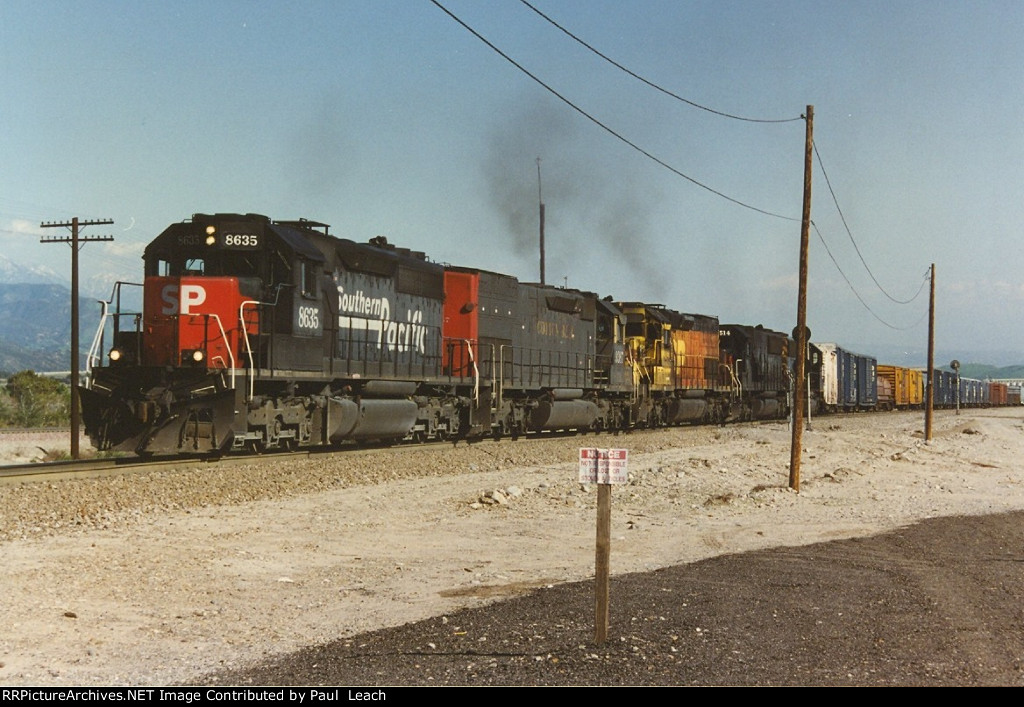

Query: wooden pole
<box><xmin>70</xmin><ymin>217</ymin><xmax>80</xmax><ymax>459</ymax></box>
<box><xmin>594</xmin><ymin>483</ymin><xmax>611</xmax><ymax>644</ymax></box>
<box><xmin>537</xmin><ymin>157</ymin><xmax>545</xmax><ymax>286</ymax></box>
<box><xmin>789</xmin><ymin>105</ymin><xmax>813</xmax><ymax>492</ymax></box>
<box><xmin>925</xmin><ymin>264</ymin><xmax>935</xmax><ymax>441</ymax></box>
<box><xmin>40</xmin><ymin>217</ymin><xmax>113</xmax><ymax>459</ymax></box>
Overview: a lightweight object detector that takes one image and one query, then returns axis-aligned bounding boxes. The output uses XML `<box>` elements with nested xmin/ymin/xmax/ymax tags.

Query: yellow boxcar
<box><xmin>907</xmin><ymin>368</ymin><xmax>924</xmax><ymax>407</ymax></box>
<box><xmin>877</xmin><ymin>365</ymin><xmax>924</xmax><ymax>409</ymax></box>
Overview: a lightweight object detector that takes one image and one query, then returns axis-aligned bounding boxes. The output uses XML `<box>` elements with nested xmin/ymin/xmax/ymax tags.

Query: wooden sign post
<box><xmin>579</xmin><ymin>448</ymin><xmax>629</xmax><ymax>644</ymax></box>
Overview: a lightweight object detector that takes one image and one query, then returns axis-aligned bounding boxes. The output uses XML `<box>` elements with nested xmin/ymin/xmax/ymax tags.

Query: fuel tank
<box><xmin>529</xmin><ymin>399</ymin><xmax>600</xmax><ymax>430</ymax></box>
<box><xmin>327</xmin><ymin>397</ymin><xmax>418</xmax><ymax>442</ymax></box>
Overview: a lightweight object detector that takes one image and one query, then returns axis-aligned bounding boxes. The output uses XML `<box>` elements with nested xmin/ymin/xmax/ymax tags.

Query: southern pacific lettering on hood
<box><xmin>336</xmin><ymin>285</ymin><xmax>427</xmax><ymax>355</ymax></box>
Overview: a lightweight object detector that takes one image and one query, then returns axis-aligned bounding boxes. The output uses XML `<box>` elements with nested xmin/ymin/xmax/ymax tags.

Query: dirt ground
<box><xmin>1</xmin><ymin>408</ymin><xmax>1023</xmax><ymax>686</ymax></box>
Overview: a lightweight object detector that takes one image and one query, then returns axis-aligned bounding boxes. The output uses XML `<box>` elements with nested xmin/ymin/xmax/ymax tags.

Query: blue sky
<box><xmin>2</xmin><ymin>1</ymin><xmax>1022</xmax><ymax>364</ymax></box>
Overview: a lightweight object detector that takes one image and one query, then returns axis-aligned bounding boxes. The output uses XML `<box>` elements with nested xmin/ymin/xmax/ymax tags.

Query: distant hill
<box><xmin>0</xmin><ymin>283</ymin><xmax>102</xmax><ymax>375</ymax></box>
<box><xmin>954</xmin><ymin>363</ymin><xmax>1024</xmax><ymax>380</ymax></box>
<box><xmin>0</xmin><ymin>251</ymin><xmax>140</xmax><ymax>376</ymax></box>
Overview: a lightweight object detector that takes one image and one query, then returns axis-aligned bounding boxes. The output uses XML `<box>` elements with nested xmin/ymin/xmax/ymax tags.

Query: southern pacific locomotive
<box><xmin>80</xmin><ymin>213</ymin><xmax>795</xmax><ymax>455</ymax></box>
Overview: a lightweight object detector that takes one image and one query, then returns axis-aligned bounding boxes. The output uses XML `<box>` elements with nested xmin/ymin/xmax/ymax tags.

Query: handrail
<box><xmin>723</xmin><ymin>359</ymin><xmax>743</xmax><ymax>399</ymax></box>
<box><xmin>239</xmin><ymin>300</ymin><xmax>260</xmax><ymax>400</ymax></box>
<box><xmin>461</xmin><ymin>338</ymin><xmax>479</xmax><ymax>404</ymax></box>
<box><xmin>85</xmin><ymin>300</ymin><xmax>111</xmax><ymax>381</ymax></box>
<box><xmin>84</xmin><ymin>281</ymin><xmax>144</xmax><ymax>383</ymax></box>
<box><xmin>203</xmin><ymin>313</ymin><xmax>236</xmax><ymax>386</ymax></box>
<box><xmin>499</xmin><ymin>344</ymin><xmax>508</xmax><ymax>414</ymax></box>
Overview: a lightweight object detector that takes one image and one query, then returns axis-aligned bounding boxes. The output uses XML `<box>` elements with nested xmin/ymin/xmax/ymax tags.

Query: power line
<box><xmin>437</xmin><ymin>1</ymin><xmax>926</xmax><ymax>333</ymax></box>
<box><xmin>430</xmin><ymin>0</ymin><xmax>798</xmax><ymax>222</ymax></box>
<box><xmin>518</xmin><ymin>0</ymin><xmax>803</xmax><ymax>124</ymax></box>
<box><xmin>811</xmin><ymin>220</ymin><xmax>928</xmax><ymax>331</ymax></box>
<box><xmin>813</xmin><ymin>140</ymin><xmax>926</xmax><ymax>305</ymax></box>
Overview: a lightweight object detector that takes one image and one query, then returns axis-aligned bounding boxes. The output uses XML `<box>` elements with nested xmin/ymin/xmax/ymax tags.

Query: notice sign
<box><xmin>578</xmin><ymin>448</ymin><xmax>629</xmax><ymax>485</ymax></box>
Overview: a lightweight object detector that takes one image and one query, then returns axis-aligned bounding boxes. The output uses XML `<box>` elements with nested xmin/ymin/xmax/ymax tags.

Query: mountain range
<box><xmin>0</xmin><ymin>254</ymin><xmax>123</xmax><ymax>375</ymax></box>
<box><xmin>0</xmin><ymin>283</ymin><xmax>103</xmax><ymax>374</ymax></box>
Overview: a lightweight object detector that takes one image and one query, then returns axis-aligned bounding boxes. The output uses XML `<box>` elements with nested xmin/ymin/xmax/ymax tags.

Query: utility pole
<box><xmin>537</xmin><ymin>157</ymin><xmax>545</xmax><ymax>285</ymax></box>
<box><xmin>789</xmin><ymin>105</ymin><xmax>813</xmax><ymax>492</ymax></box>
<box><xmin>925</xmin><ymin>263</ymin><xmax>935</xmax><ymax>441</ymax></box>
<box><xmin>40</xmin><ymin>217</ymin><xmax>114</xmax><ymax>459</ymax></box>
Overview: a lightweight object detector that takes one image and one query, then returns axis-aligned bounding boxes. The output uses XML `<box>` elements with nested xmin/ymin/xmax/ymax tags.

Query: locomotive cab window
<box><xmin>184</xmin><ymin>258</ymin><xmax>205</xmax><ymax>275</ymax></box>
<box><xmin>300</xmin><ymin>259</ymin><xmax>318</xmax><ymax>298</ymax></box>
<box><xmin>224</xmin><ymin>253</ymin><xmax>261</xmax><ymax>279</ymax></box>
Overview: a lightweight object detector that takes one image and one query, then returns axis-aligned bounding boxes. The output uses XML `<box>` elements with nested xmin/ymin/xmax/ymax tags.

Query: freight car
<box><xmin>930</xmin><ymin>369</ymin><xmax>958</xmax><ymax>408</ymax></box>
<box><xmin>807</xmin><ymin>343</ymin><xmax>877</xmax><ymax>413</ymax></box>
<box><xmin>877</xmin><ymin>365</ymin><xmax>924</xmax><ymax>410</ymax></box>
<box><xmin>990</xmin><ymin>382</ymin><xmax>1009</xmax><ymax>406</ymax></box>
<box><xmin>810</xmin><ymin>354</ymin><xmax>1003</xmax><ymax>414</ymax></box>
<box><xmin>1009</xmin><ymin>386</ymin><xmax>1022</xmax><ymax>406</ymax></box>
<box><xmin>959</xmin><ymin>377</ymin><xmax>989</xmax><ymax>407</ymax></box>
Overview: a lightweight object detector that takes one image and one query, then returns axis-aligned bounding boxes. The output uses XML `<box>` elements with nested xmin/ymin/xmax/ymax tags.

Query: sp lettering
<box><xmin>161</xmin><ymin>284</ymin><xmax>208</xmax><ymax>315</ymax></box>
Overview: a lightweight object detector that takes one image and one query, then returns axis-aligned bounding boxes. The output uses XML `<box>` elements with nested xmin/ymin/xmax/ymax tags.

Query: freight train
<box><xmin>79</xmin><ymin>213</ymin><xmax>796</xmax><ymax>454</ymax></box>
<box><xmin>79</xmin><ymin>213</ymin><xmax>1011</xmax><ymax>456</ymax></box>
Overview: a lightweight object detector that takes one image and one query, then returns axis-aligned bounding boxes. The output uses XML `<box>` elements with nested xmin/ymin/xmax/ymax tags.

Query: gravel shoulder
<box><xmin>1</xmin><ymin>409</ymin><xmax>1023</xmax><ymax>685</ymax></box>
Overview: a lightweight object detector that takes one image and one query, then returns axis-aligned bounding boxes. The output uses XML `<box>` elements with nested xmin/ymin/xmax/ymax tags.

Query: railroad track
<box><xmin>0</xmin><ymin>409</ymin><xmax>950</xmax><ymax>486</ymax></box>
<box><xmin>0</xmin><ymin>422</ymin><xmax>669</xmax><ymax>485</ymax></box>
<box><xmin>0</xmin><ymin>433</ymin><xmax>523</xmax><ymax>485</ymax></box>
<box><xmin>0</xmin><ymin>452</ymin><xmax>229</xmax><ymax>484</ymax></box>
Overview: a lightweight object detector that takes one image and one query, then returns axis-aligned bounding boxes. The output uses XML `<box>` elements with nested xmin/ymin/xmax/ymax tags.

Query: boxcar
<box><xmin>990</xmin><ymin>382</ymin><xmax>1008</xmax><ymax>406</ymax></box>
<box><xmin>929</xmin><ymin>369</ymin><xmax>957</xmax><ymax>407</ymax></box>
<box><xmin>811</xmin><ymin>343</ymin><xmax>877</xmax><ymax>412</ymax></box>
<box><xmin>877</xmin><ymin>364</ymin><xmax>924</xmax><ymax>409</ymax></box>
<box><xmin>958</xmin><ymin>377</ymin><xmax>988</xmax><ymax>407</ymax></box>
<box><xmin>1009</xmin><ymin>386</ymin><xmax>1022</xmax><ymax>406</ymax></box>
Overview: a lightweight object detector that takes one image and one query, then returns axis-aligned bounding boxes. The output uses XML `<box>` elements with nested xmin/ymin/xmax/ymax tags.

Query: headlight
<box><xmin>109</xmin><ymin>348</ymin><xmax>122</xmax><ymax>362</ymax></box>
<box><xmin>182</xmin><ymin>349</ymin><xmax>206</xmax><ymax>366</ymax></box>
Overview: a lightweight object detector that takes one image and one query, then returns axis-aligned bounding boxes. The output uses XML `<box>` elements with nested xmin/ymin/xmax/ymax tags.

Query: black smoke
<box><xmin>480</xmin><ymin>97</ymin><xmax>671</xmax><ymax>295</ymax></box>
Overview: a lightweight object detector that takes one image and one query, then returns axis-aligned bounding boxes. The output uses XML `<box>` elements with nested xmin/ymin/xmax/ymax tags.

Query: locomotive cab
<box><xmin>140</xmin><ymin>213</ymin><xmax>328</xmax><ymax>373</ymax></box>
<box><xmin>82</xmin><ymin>213</ymin><xmax>333</xmax><ymax>454</ymax></box>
